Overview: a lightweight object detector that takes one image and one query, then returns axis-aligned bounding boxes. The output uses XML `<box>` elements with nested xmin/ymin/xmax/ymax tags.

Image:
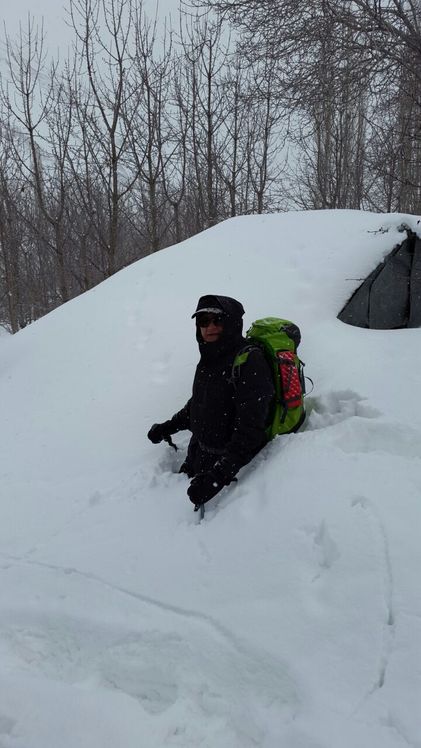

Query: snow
<box><xmin>1</xmin><ymin>209</ymin><xmax>421</xmax><ymax>747</ymax></box>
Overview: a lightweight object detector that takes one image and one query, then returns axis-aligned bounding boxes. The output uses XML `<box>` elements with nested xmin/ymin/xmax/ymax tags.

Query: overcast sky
<box><xmin>1</xmin><ymin>0</ymin><xmax>183</xmax><ymax>71</ymax></box>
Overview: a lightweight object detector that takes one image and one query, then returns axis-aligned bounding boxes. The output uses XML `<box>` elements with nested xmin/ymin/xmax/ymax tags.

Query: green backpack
<box><xmin>232</xmin><ymin>317</ymin><xmax>307</xmax><ymax>440</ymax></box>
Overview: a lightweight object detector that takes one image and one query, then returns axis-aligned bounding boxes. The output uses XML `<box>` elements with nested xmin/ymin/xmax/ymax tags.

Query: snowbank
<box><xmin>0</xmin><ymin>210</ymin><xmax>420</xmax><ymax>747</ymax></box>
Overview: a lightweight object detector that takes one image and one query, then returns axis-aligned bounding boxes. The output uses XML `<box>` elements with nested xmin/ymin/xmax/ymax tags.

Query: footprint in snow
<box><xmin>135</xmin><ymin>325</ymin><xmax>153</xmax><ymax>351</ymax></box>
<box><xmin>304</xmin><ymin>390</ymin><xmax>381</xmax><ymax>431</ymax></box>
<box><xmin>303</xmin><ymin>390</ymin><xmax>421</xmax><ymax>460</ymax></box>
<box><xmin>150</xmin><ymin>354</ymin><xmax>171</xmax><ymax>386</ymax></box>
<box><xmin>302</xmin><ymin>521</ymin><xmax>340</xmax><ymax>580</ymax></box>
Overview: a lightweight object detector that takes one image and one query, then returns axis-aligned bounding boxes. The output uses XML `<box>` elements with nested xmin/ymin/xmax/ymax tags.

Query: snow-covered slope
<box><xmin>1</xmin><ymin>210</ymin><xmax>420</xmax><ymax>748</ymax></box>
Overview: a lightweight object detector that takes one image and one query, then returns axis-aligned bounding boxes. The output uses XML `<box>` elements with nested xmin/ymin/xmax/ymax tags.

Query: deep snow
<box><xmin>1</xmin><ymin>210</ymin><xmax>421</xmax><ymax>747</ymax></box>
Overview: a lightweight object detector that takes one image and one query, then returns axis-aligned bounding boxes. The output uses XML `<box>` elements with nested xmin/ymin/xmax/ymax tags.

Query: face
<box><xmin>197</xmin><ymin>313</ymin><xmax>224</xmax><ymax>343</ymax></box>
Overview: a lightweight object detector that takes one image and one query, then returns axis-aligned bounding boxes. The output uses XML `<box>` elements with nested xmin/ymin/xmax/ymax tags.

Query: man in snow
<box><xmin>147</xmin><ymin>295</ymin><xmax>275</xmax><ymax>509</ymax></box>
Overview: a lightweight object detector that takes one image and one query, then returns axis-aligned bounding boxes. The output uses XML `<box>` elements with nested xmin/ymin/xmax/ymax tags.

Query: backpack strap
<box><xmin>230</xmin><ymin>344</ymin><xmax>262</xmax><ymax>385</ymax></box>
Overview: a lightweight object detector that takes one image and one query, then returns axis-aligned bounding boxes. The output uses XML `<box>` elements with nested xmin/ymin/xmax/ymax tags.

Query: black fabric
<box><xmin>176</xmin><ymin>439</ymin><xmax>219</xmax><ymax>477</ymax></box>
<box><xmin>147</xmin><ymin>422</ymin><xmax>173</xmax><ymax>444</ymax></box>
<box><xmin>166</xmin><ymin>295</ymin><xmax>275</xmax><ymax>480</ymax></box>
<box><xmin>337</xmin><ymin>264</ymin><xmax>380</xmax><ymax>328</ymax></box>
<box><xmin>409</xmin><ymin>236</ymin><xmax>421</xmax><ymax>327</ymax></box>
<box><xmin>338</xmin><ymin>231</ymin><xmax>421</xmax><ymax>330</ymax></box>
<box><xmin>187</xmin><ymin>470</ymin><xmax>227</xmax><ymax>506</ymax></box>
<box><xmin>192</xmin><ymin>294</ymin><xmax>245</xmax><ymax>320</ymax></box>
<box><xmin>369</xmin><ymin>241</ymin><xmax>412</xmax><ymax>328</ymax></box>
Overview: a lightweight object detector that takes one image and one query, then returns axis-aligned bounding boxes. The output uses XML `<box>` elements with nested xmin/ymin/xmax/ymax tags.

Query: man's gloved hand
<box><xmin>187</xmin><ymin>471</ymin><xmax>222</xmax><ymax>506</ymax></box>
<box><xmin>147</xmin><ymin>422</ymin><xmax>172</xmax><ymax>444</ymax></box>
<box><xmin>187</xmin><ymin>458</ymin><xmax>234</xmax><ymax>506</ymax></box>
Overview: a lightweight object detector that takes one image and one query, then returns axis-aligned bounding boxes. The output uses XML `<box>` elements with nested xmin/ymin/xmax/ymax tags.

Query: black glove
<box><xmin>187</xmin><ymin>471</ymin><xmax>223</xmax><ymax>506</ymax></box>
<box><xmin>147</xmin><ymin>422</ymin><xmax>172</xmax><ymax>444</ymax></box>
<box><xmin>187</xmin><ymin>458</ymin><xmax>234</xmax><ymax>506</ymax></box>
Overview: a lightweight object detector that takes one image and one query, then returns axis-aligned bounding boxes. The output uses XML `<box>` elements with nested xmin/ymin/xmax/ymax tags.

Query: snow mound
<box><xmin>0</xmin><ymin>210</ymin><xmax>420</xmax><ymax>747</ymax></box>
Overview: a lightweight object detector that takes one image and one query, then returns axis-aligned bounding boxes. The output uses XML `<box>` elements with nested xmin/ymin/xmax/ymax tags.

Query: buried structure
<box><xmin>338</xmin><ymin>228</ymin><xmax>421</xmax><ymax>329</ymax></box>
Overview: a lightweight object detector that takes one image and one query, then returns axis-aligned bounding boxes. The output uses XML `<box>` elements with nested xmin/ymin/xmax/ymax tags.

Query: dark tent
<box><xmin>338</xmin><ymin>229</ymin><xmax>421</xmax><ymax>329</ymax></box>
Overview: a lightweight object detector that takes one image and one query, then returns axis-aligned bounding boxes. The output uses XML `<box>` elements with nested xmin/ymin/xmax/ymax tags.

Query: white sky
<box><xmin>1</xmin><ymin>0</ymin><xmax>183</xmax><ymax>71</ymax></box>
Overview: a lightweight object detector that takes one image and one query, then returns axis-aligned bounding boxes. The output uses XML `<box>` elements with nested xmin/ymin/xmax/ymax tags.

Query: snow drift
<box><xmin>1</xmin><ymin>210</ymin><xmax>420</xmax><ymax>748</ymax></box>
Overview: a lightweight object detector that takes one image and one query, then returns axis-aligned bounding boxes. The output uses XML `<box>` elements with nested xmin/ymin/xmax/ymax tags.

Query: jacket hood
<box><xmin>193</xmin><ymin>294</ymin><xmax>245</xmax><ymax>361</ymax></box>
<box><xmin>192</xmin><ymin>295</ymin><xmax>245</xmax><ymax>319</ymax></box>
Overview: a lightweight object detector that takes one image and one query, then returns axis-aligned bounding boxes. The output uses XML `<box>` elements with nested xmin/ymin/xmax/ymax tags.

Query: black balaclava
<box><xmin>192</xmin><ymin>294</ymin><xmax>245</xmax><ymax>362</ymax></box>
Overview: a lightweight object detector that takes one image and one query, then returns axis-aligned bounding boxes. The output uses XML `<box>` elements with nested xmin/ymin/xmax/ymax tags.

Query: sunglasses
<box><xmin>197</xmin><ymin>314</ymin><xmax>225</xmax><ymax>328</ymax></box>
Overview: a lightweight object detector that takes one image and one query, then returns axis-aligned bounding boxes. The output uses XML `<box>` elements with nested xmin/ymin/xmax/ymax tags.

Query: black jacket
<box><xmin>167</xmin><ymin>295</ymin><xmax>275</xmax><ymax>478</ymax></box>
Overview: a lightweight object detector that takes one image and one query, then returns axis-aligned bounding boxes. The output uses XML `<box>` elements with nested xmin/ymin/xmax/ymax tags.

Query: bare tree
<box><xmin>124</xmin><ymin>9</ymin><xmax>173</xmax><ymax>252</ymax></box>
<box><xmin>7</xmin><ymin>0</ymin><xmax>421</xmax><ymax>332</ymax></box>
<box><xmin>0</xmin><ymin>130</ymin><xmax>23</xmax><ymax>332</ymax></box>
<box><xmin>290</xmin><ymin>17</ymin><xmax>368</xmax><ymax>210</ymax></box>
<box><xmin>244</xmin><ymin>51</ymin><xmax>289</xmax><ymax>213</ymax></box>
<box><xmin>214</xmin><ymin>54</ymin><xmax>251</xmax><ymax>216</ymax></box>
<box><xmin>1</xmin><ymin>16</ymin><xmax>76</xmax><ymax>303</ymax></box>
<box><xmin>160</xmin><ymin>58</ymin><xmax>189</xmax><ymax>243</ymax></box>
<box><xmin>69</xmin><ymin>0</ymin><xmax>136</xmax><ymax>276</ymax></box>
<box><xmin>180</xmin><ymin>14</ymin><xmax>231</xmax><ymax>227</ymax></box>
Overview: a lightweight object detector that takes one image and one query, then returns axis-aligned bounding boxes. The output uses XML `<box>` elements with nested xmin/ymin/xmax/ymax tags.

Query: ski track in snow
<box><xmin>304</xmin><ymin>391</ymin><xmax>421</xmax><ymax>748</ymax></box>
<box><xmin>292</xmin><ymin>389</ymin><xmax>421</xmax><ymax>745</ymax></box>
<box><xmin>0</xmin><ymin>552</ymin><xmax>298</xmax><ymax>744</ymax></box>
<box><xmin>351</xmin><ymin>496</ymin><xmax>396</xmax><ymax>698</ymax></box>
<box><xmin>306</xmin><ymin>393</ymin><xmax>418</xmax><ymax>699</ymax></box>
<box><xmin>1</xmin><ymin>550</ymin><xmax>256</xmax><ymax>650</ymax></box>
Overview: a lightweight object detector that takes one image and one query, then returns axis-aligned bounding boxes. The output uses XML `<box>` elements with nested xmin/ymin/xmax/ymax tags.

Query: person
<box><xmin>147</xmin><ymin>295</ymin><xmax>275</xmax><ymax>508</ymax></box>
